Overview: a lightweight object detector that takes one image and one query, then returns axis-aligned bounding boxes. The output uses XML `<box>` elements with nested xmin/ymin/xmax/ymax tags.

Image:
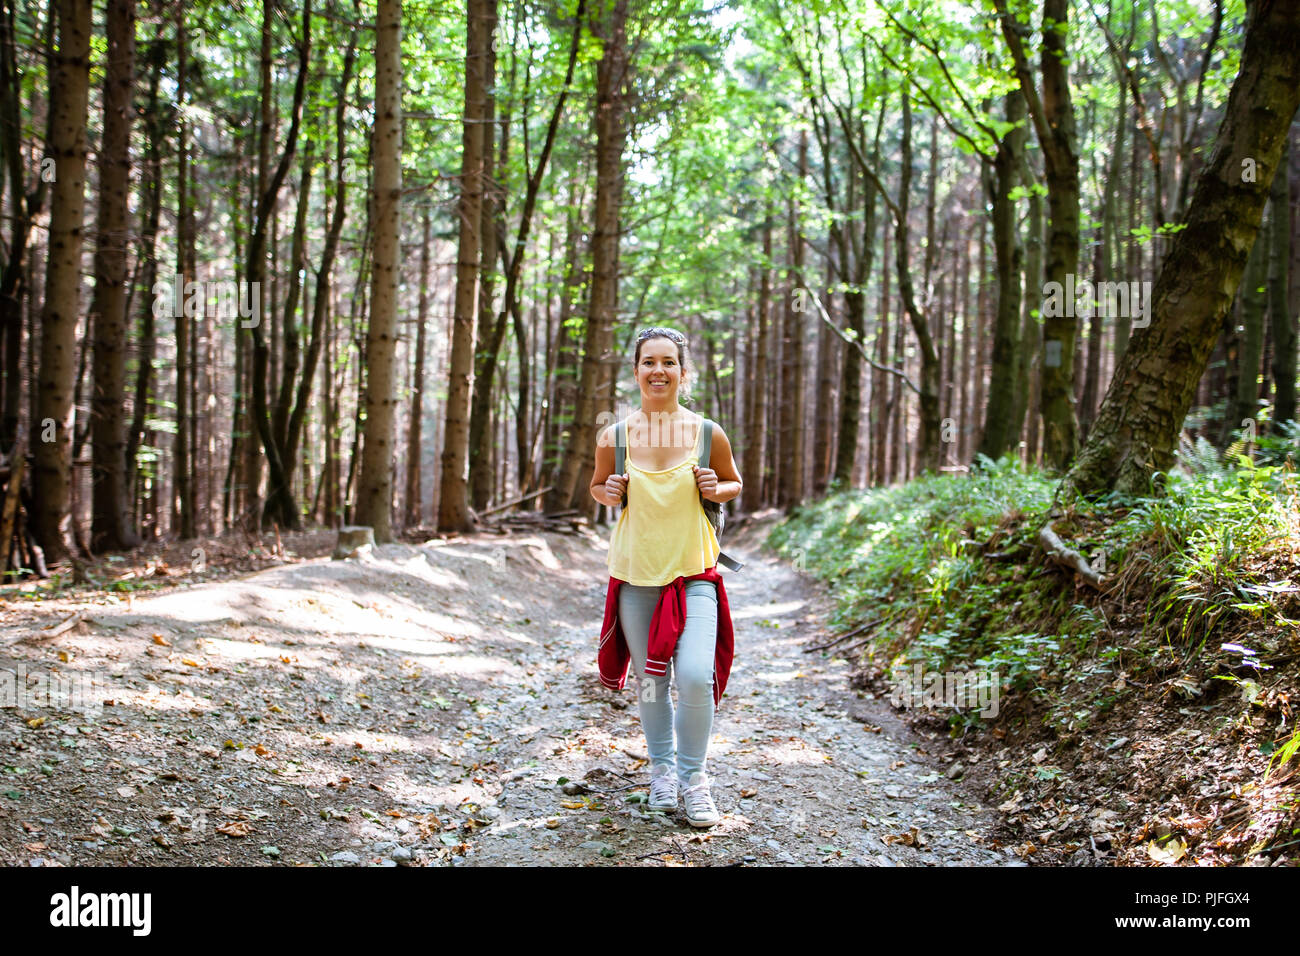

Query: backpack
<box><xmin>614</xmin><ymin>416</ymin><xmax>744</xmax><ymax>572</ymax></box>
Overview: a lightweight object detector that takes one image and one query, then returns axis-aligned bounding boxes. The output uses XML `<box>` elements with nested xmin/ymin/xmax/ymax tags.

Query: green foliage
<box><xmin>1256</xmin><ymin>420</ymin><xmax>1300</xmax><ymax>468</ymax></box>
<box><xmin>1266</xmin><ymin>727</ymin><xmax>1300</xmax><ymax>783</ymax></box>
<box><xmin>1107</xmin><ymin>458</ymin><xmax>1300</xmax><ymax>650</ymax></box>
<box><xmin>770</xmin><ymin>448</ymin><xmax>1298</xmax><ymax>736</ymax></box>
<box><xmin>767</xmin><ymin>455</ymin><xmax>1057</xmax><ymax>726</ymax></box>
<box><xmin>1128</xmin><ymin>221</ymin><xmax>1190</xmax><ymax>244</ymax></box>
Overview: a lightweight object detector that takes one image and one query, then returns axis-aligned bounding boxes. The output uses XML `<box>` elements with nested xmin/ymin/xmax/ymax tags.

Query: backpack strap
<box><xmin>697</xmin><ymin>418</ymin><xmax>713</xmax><ymax>470</ymax></box>
<box><xmin>614</xmin><ymin>419</ymin><xmax>627</xmax><ymax>508</ymax></box>
<box><xmin>697</xmin><ymin>417</ymin><xmax>744</xmax><ymax>572</ymax></box>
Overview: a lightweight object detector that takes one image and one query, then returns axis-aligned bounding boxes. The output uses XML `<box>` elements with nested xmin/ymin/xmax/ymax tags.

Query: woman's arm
<box><xmin>694</xmin><ymin>422</ymin><xmax>743</xmax><ymax>504</ymax></box>
<box><xmin>589</xmin><ymin>424</ymin><xmax>627</xmax><ymax>507</ymax></box>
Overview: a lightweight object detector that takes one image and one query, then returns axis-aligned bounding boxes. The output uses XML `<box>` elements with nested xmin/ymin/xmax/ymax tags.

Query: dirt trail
<box><xmin>0</xmin><ymin>516</ymin><xmax>1012</xmax><ymax>867</ymax></box>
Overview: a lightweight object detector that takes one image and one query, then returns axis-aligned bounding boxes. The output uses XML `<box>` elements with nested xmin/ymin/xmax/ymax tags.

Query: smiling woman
<box><xmin>587</xmin><ymin>326</ymin><xmax>744</xmax><ymax>829</ymax></box>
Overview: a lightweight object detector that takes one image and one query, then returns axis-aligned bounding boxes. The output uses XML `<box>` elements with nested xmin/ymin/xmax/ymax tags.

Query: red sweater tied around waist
<box><xmin>597</xmin><ymin>565</ymin><xmax>735</xmax><ymax>708</ymax></box>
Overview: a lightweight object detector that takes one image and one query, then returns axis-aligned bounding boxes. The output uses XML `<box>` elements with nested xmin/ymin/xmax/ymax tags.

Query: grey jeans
<box><xmin>618</xmin><ymin>579</ymin><xmax>719</xmax><ymax>787</ymax></box>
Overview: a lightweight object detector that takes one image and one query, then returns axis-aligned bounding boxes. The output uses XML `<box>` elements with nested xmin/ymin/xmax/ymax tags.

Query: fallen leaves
<box><xmin>216</xmin><ymin>820</ymin><xmax>252</xmax><ymax>838</ymax></box>
<box><xmin>1146</xmin><ymin>837</ymin><xmax>1187</xmax><ymax>864</ymax></box>
<box><xmin>883</xmin><ymin>826</ymin><xmax>925</xmax><ymax>848</ymax></box>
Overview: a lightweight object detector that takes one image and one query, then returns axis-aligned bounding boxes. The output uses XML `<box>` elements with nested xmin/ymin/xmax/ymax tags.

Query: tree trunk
<box><xmin>1230</xmin><ymin>224</ymin><xmax>1270</xmax><ymax>436</ymax></box>
<box><xmin>954</xmin><ymin>224</ymin><xmax>968</xmax><ymax>459</ymax></box>
<box><xmin>88</xmin><ymin>0</ymin><xmax>139</xmax><ymax>552</ymax></box>
<box><xmin>246</xmin><ymin>0</ymin><xmax>310</xmax><ymax>532</ymax></box>
<box><xmin>895</xmin><ymin>93</ymin><xmax>942</xmax><ymax>474</ymax></box>
<box><xmin>471</xmin><ymin>0</ymin><xmax>584</xmax><ymax>507</ymax></box>
<box><xmin>1104</xmin><ymin>54</ymin><xmax>1131</xmax><ymax>381</ymax></box>
<box><xmin>31</xmin><ymin>0</ymin><xmax>91</xmax><ymax>567</ymax></box>
<box><xmin>128</xmin><ymin>19</ymin><xmax>164</xmax><ymax>534</ymax></box>
<box><xmin>873</xmin><ymin>224</ymin><xmax>891</xmax><ymax>484</ymax></box>
<box><xmin>779</xmin><ymin>133</ymin><xmax>806</xmax><ymax>508</ymax></box>
<box><xmin>406</xmin><ymin>207</ymin><xmax>431</xmax><ymax>526</ymax></box>
<box><xmin>285</xmin><ymin>28</ymin><xmax>356</xmax><ymax>486</ymax></box>
<box><xmin>812</xmin><ymin>261</ymin><xmax>836</xmax><ymax>494</ymax></box>
<box><xmin>467</xmin><ymin>0</ymin><xmax>499</xmax><ymax>513</ymax></box>
<box><xmin>544</xmin><ymin>186</ymin><xmax>584</xmax><ymax>501</ymax></box>
<box><xmin>0</xmin><ymin>0</ymin><xmax>54</xmax><ymax>453</ymax></box>
<box><xmin>744</xmin><ymin>217</ymin><xmax>771</xmax><ymax>506</ymax></box>
<box><xmin>834</xmin><ymin>249</ymin><xmax>867</xmax><ymax>484</ymax></box>
<box><xmin>889</xmin><ymin>286</ymin><xmax>906</xmax><ymax>483</ymax></box>
<box><xmin>1078</xmin><ymin>253</ymin><xmax>1106</xmax><ymax>442</ymax></box>
<box><xmin>356</xmin><ymin>0</ymin><xmax>402</xmax><ymax>541</ymax></box>
<box><xmin>1013</xmin><ymin>156</ymin><xmax>1044</xmax><ymax>461</ymax></box>
<box><xmin>1060</xmin><ymin>0</ymin><xmax>1300</xmax><ymax>500</ymax></box>
<box><xmin>274</xmin><ymin>151</ymin><xmax>312</xmax><ymax>462</ymax></box>
<box><xmin>1269</xmin><ymin>138</ymin><xmax>1295</xmax><ymax>426</ymax></box>
<box><xmin>996</xmin><ymin>0</ymin><xmax>1081</xmax><ymax>471</ymax></box>
<box><xmin>175</xmin><ymin>4</ymin><xmax>197</xmax><ymax>538</ymax></box>
<box><xmin>438</xmin><ymin>0</ymin><xmax>489</xmax><ymax>531</ymax></box>
<box><xmin>552</xmin><ymin>0</ymin><xmax>629</xmax><ymax>513</ymax></box>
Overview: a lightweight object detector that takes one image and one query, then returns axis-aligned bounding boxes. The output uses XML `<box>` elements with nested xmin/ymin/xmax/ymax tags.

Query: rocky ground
<box><xmin>0</xmin><ymin>515</ymin><xmax>1017</xmax><ymax>867</ymax></box>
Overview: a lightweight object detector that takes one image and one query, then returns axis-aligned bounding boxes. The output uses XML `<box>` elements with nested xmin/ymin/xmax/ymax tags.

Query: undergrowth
<box><xmin>767</xmin><ymin>450</ymin><xmax>1300</xmax><ymax>753</ymax></box>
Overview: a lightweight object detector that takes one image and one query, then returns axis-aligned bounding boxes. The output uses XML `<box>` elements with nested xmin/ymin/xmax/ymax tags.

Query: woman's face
<box><xmin>635</xmin><ymin>336</ymin><xmax>684</xmax><ymax>401</ymax></box>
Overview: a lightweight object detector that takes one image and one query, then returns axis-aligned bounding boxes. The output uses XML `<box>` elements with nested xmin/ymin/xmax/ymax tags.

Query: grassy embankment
<box><xmin>767</xmin><ymin>437</ymin><xmax>1300</xmax><ymax>865</ymax></box>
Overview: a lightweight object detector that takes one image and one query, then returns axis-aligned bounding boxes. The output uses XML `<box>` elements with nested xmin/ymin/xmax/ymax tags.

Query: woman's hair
<box><xmin>633</xmin><ymin>326</ymin><xmax>694</xmax><ymax>405</ymax></box>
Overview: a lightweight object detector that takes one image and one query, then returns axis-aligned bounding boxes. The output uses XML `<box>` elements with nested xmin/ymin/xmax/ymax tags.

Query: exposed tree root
<box><xmin>1037</xmin><ymin>520</ymin><xmax>1104</xmax><ymax>590</ymax></box>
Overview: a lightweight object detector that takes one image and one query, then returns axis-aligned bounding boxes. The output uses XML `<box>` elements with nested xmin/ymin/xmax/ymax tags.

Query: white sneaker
<box><xmin>647</xmin><ymin>762</ymin><xmax>678</xmax><ymax>810</ymax></box>
<box><xmin>681</xmin><ymin>771</ymin><xmax>721</xmax><ymax>827</ymax></box>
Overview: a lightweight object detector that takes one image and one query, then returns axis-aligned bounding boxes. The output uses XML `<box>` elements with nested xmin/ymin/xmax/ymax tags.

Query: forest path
<box><xmin>0</xmin><ymin>516</ymin><xmax>1010</xmax><ymax>867</ymax></box>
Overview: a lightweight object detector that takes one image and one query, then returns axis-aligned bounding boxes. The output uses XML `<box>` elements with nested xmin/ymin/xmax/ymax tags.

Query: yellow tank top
<box><xmin>607</xmin><ymin>416</ymin><xmax>722</xmax><ymax>586</ymax></box>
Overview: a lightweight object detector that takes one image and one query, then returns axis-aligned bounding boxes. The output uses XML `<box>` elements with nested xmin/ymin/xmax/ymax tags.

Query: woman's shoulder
<box><xmin>695</xmin><ymin>412</ymin><xmax>730</xmax><ymax>439</ymax></box>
